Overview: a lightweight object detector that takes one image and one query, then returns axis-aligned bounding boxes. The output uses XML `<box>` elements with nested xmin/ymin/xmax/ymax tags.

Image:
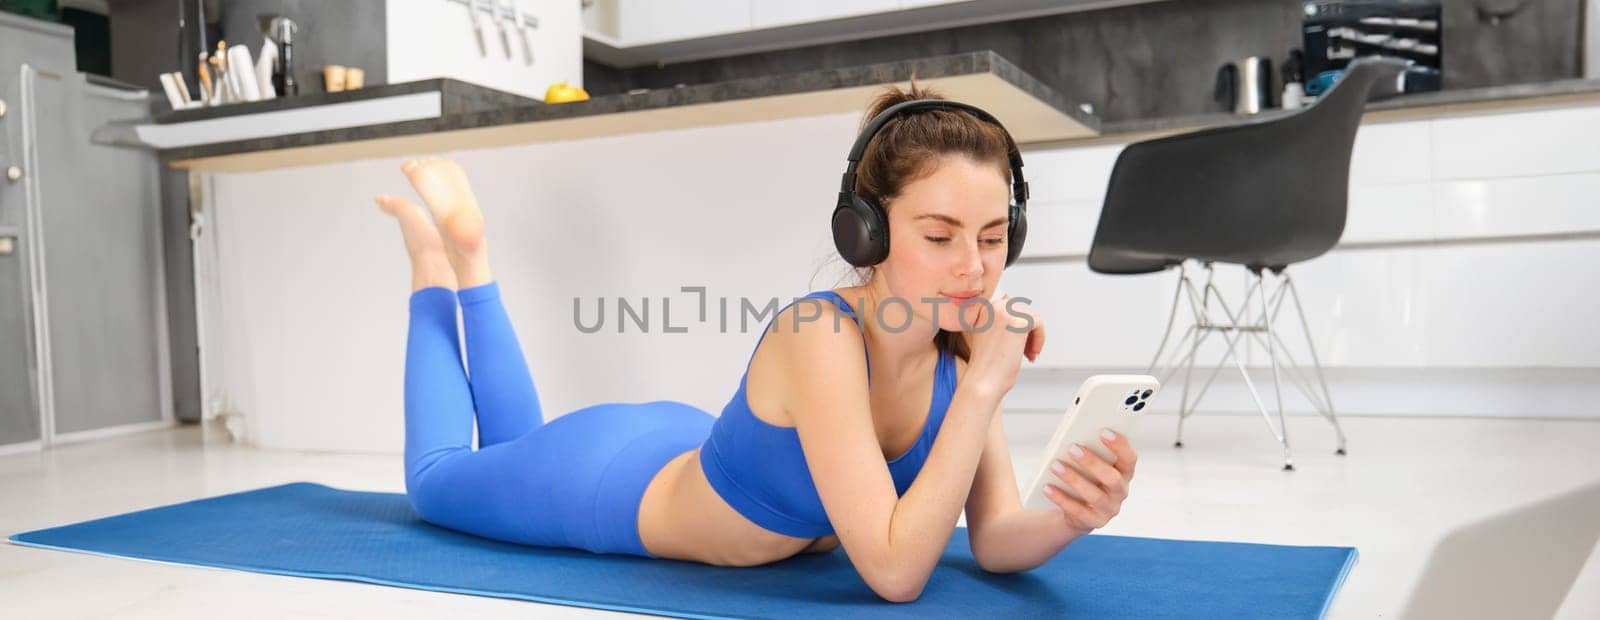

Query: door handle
<box><xmin>0</xmin><ymin>237</ymin><xmax>14</xmax><ymax>256</ymax></box>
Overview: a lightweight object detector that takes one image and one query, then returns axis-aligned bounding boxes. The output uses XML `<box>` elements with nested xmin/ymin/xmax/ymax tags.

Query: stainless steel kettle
<box><xmin>1215</xmin><ymin>56</ymin><xmax>1275</xmax><ymax>114</ymax></box>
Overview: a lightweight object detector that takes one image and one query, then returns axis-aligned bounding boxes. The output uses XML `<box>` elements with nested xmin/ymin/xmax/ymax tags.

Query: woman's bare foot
<box><xmin>376</xmin><ymin>192</ymin><xmax>457</xmax><ymax>293</ymax></box>
<box><xmin>400</xmin><ymin>157</ymin><xmax>493</xmax><ymax>288</ymax></box>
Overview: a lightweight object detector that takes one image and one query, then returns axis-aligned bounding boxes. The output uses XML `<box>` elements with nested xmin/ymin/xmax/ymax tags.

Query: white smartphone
<box><xmin>1022</xmin><ymin>374</ymin><xmax>1160</xmax><ymax>511</ymax></box>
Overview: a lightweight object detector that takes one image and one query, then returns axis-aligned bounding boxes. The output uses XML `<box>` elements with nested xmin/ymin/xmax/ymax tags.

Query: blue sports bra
<box><xmin>698</xmin><ymin>290</ymin><xmax>958</xmax><ymax>539</ymax></box>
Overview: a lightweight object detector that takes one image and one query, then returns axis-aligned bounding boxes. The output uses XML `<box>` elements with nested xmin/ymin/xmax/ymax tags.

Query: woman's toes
<box><xmin>376</xmin><ymin>194</ymin><xmax>398</xmax><ymax>216</ymax></box>
<box><xmin>378</xmin><ymin>194</ymin><xmax>446</xmax><ymax>257</ymax></box>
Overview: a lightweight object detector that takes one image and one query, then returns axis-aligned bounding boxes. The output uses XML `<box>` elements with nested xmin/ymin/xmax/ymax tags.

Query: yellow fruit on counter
<box><xmin>544</xmin><ymin>81</ymin><xmax>590</xmax><ymax>103</ymax></box>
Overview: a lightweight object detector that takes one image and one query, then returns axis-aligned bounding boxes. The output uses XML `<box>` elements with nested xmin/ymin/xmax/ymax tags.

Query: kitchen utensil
<box><xmin>255</xmin><ymin>39</ymin><xmax>278</xmax><ymax>99</ymax></box>
<box><xmin>493</xmin><ymin>0</ymin><xmax>513</xmax><ymax>59</ymax></box>
<box><xmin>197</xmin><ymin>52</ymin><xmax>214</xmax><ymax>104</ymax></box>
<box><xmin>272</xmin><ymin>17</ymin><xmax>299</xmax><ymax>96</ymax></box>
<box><xmin>514</xmin><ymin>6</ymin><xmax>535</xmax><ymax>65</ymax></box>
<box><xmin>468</xmin><ymin>0</ymin><xmax>488</xmax><ymax>57</ymax></box>
<box><xmin>227</xmin><ymin>44</ymin><xmax>261</xmax><ymax>101</ymax></box>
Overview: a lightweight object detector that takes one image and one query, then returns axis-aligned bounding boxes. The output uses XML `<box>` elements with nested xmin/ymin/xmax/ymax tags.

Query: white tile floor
<box><xmin>2</xmin><ymin>413</ymin><xmax>1598</xmax><ymax>619</ymax></box>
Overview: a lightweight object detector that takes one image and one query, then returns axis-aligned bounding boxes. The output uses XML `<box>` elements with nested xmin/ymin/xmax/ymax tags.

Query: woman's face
<box><xmin>878</xmin><ymin>154</ymin><xmax>1012</xmax><ymax>333</ymax></box>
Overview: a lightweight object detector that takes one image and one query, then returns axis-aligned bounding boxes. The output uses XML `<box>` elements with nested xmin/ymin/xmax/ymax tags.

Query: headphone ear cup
<box><xmin>832</xmin><ymin>195</ymin><xmax>890</xmax><ymax>267</ymax></box>
<box><xmin>1005</xmin><ymin>203</ymin><xmax>1028</xmax><ymax>267</ymax></box>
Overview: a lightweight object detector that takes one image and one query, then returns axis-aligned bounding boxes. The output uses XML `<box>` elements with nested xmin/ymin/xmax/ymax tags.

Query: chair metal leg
<box><xmin>1237</xmin><ymin>270</ymin><xmax>1345</xmax><ymax>457</ymax></box>
<box><xmin>1175</xmin><ymin>323</ymin><xmax>1203</xmax><ymax>448</ymax></box>
<box><xmin>1197</xmin><ymin>272</ymin><xmax>1292</xmax><ymax>469</ymax></box>
<box><xmin>1146</xmin><ymin>262</ymin><xmax>1189</xmax><ymax>376</ymax></box>
<box><xmin>1173</xmin><ymin>262</ymin><xmax>1222</xmax><ymax>448</ymax></box>
<box><xmin>1182</xmin><ymin>277</ymin><xmax>1264</xmax><ymax>414</ymax></box>
<box><xmin>1283</xmin><ymin>270</ymin><xmax>1347</xmax><ymax>455</ymax></box>
<box><xmin>1223</xmin><ymin>318</ymin><xmax>1290</xmax><ymax>469</ymax></box>
<box><xmin>1257</xmin><ymin>270</ymin><xmax>1294</xmax><ymax>470</ymax></box>
<box><xmin>1147</xmin><ymin>263</ymin><xmax>1337</xmax><ymax>468</ymax></box>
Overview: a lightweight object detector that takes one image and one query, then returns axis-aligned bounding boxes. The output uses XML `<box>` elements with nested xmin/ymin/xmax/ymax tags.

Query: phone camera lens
<box><xmin>1124</xmin><ymin>395</ymin><xmax>1137</xmax><ymax>406</ymax></box>
<box><xmin>1141</xmin><ymin>389</ymin><xmax>1153</xmax><ymax>399</ymax></box>
<box><xmin>1133</xmin><ymin>401</ymin><xmax>1146</xmax><ymax>412</ymax></box>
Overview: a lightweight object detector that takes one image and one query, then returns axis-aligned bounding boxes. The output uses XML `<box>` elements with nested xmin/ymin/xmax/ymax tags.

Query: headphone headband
<box><xmin>832</xmin><ymin>97</ymin><xmax>1030</xmax><ymax>268</ymax></box>
<box><xmin>839</xmin><ymin>99</ymin><xmax>1028</xmax><ymax>204</ymax></box>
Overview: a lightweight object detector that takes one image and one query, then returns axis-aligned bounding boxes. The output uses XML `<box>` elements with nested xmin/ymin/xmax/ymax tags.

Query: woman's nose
<box><xmin>955</xmin><ymin>237</ymin><xmax>984</xmax><ymax>277</ymax></box>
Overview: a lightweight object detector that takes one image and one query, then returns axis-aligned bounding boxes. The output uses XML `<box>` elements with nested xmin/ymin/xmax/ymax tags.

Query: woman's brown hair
<box><xmin>832</xmin><ymin>76</ymin><xmax>1016</xmax><ymax>364</ymax></box>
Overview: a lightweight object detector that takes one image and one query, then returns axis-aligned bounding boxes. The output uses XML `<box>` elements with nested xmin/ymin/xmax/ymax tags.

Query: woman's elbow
<box><xmin>974</xmin><ymin>551</ymin><xmax>1043</xmax><ymax>575</ymax></box>
<box><xmin>875</xmin><ymin>584</ymin><xmax>924</xmax><ymax>604</ymax></box>
<box><xmin>872</xmin><ymin>572</ymin><xmax>928</xmax><ymax>603</ymax></box>
<box><xmin>976</xmin><ymin>560</ymin><xmax>1025</xmax><ymax>575</ymax></box>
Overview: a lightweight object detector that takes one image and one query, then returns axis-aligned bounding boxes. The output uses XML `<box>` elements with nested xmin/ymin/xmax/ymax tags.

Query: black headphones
<box><xmin>832</xmin><ymin>99</ymin><xmax>1030</xmax><ymax>268</ymax></box>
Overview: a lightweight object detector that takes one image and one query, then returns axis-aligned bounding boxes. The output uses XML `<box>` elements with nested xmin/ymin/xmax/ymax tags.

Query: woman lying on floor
<box><xmin>374</xmin><ymin>80</ymin><xmax>1138</xmax><ymax>603</ymax></box>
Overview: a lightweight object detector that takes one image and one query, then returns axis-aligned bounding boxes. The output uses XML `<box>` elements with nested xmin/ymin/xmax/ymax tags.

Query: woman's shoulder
<box><xmin>743</xmin><ymin>289</ymin><xmax>871</xmax><ymax>423</ymax></box>
<box><xmin>763</xmin><ymin>290</ymin><xmax>866</xmax><ymax>355</ymax></box>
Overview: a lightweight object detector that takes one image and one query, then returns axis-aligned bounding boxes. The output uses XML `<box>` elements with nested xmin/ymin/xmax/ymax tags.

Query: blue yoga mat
<box><xmin>10</xmin><ymin>482</ymin><xmax>1355</xmax><ymax>618</ymax></box>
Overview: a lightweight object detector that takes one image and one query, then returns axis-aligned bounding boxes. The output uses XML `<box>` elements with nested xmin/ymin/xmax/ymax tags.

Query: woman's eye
<box><xmin>925</xmin><ymin>236</ymin><xmax>1005</xmax><ymax>246</ymax></box>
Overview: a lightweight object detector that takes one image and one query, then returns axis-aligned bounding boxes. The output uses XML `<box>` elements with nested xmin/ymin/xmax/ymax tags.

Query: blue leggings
<box><xmin>403</xmin><ymin>282</ymin><xmax>714</xmax><ymax>557</ymax></box>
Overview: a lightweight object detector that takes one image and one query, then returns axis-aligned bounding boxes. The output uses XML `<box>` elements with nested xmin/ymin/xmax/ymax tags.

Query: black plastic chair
<box><xmin>1086</xmin><ymin>57</ymin><xmax>1409</xmax><ymax>470</ymax></box>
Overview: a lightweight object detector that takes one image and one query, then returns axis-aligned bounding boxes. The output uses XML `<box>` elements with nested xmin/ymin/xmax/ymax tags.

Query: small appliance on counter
<box><xmin>261</xmin><ymin>15</ymin><xmax>299</xmax><ymax>97</ymax></box>
<box><xmin>1215</xmin><ymin>56</ymin><xmax>1275</xmax><ymax>114</ymax></box>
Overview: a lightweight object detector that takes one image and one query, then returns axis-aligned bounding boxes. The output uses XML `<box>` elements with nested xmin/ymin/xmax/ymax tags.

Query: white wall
<box><xmin>386</xmin><ymin>0</ymin><xmax>583</xmax><ymax>99</ymax></box>
<box><xmin>196</xmin><ymin>100</ymin><xmax>1600</xmax><ymax>453</ymax></box>
<box><xmin>201</xmin><ymin>111</ymin><xmax>864</xmax><ymax>453</ymax></box>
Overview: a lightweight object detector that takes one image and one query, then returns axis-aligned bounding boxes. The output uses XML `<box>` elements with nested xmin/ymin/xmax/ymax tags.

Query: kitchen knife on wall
<box><xmin>468</xmin><ymin>0</ymin><xmax>488</xmax><ymax>57</ymax></box>
<box><xmin>514</xmin><ymin>5</ymin><xmax>535</xmax><ymax>65</ymax></box>
<box><xmin>493</xmin><ymin>0</ymin><xmax>513</xmax><ymax>59</ymax></box>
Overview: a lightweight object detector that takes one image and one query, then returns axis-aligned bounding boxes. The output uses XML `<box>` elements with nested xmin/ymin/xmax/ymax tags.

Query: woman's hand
<box><xmin>963</xmin><ymin>294</ymin><xmax>1046</xmax><ymax>396</ymax></box>
<box><xmin>1041</xmin><ymin>429</ymin><xmax>1137</xmax><ymax>537</ymax></box>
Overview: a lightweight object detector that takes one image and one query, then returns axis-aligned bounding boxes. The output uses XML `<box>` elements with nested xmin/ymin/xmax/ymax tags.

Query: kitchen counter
<box><xmin>160</xmin><ymin>51</ymin><xmax>1099</xmax><ymax>173</ymax></box>
<box><xmin>154</xmin><ymin>47</ymin><xmax>1600</xmax><ymax>174</ymax></box>
<box><xmin>1062</xmin><ymin>77</ymin><xmax>1600</xmax><ymax>147</ymax></box>
<box><xmin>151</xmin><ymin>78</ymin><xmax>539</xmax><ymax>124</ymax></box>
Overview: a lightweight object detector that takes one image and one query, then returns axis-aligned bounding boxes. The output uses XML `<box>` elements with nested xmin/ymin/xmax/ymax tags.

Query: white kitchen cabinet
<box><xmin>387</xmin><ymin>0</ymin><xmax>582</xmax><ymax>99</ymax></box>
<box><xmin>1434</xmin><ymin>173</ymin><xmax>1600</xmax><ymax>240</ymax></box>
<box><xmin>1343</xmin><ymin>183</ymin><xmax>1433</xmax><ymax>244</ymax></box>
<box><xmin>1430</xmin><ymin>104</ymin><xmax>1600</xmax><ymax>180</ymax></box>
<box><xmin>618</xmin><ymin>0</ymin><xmax>751</xmax><ymax>45</ymax></box>
<box><xmin>1348</xmin><ymin>121</ymin><xmax>1432</xmax><ymax>186</ymax></box>
<box><xmin>750</xmin><ymin>0</ymin><xmax>901</xmax><ymax>30</ymax></box>
<box><xmin>1420</xmin><ymin>240</ymin><xmax>1600</xmax><ymax>368</ymax></box>
<box><xmin>586</xmin><ymin>0</ymin><xmax>1165</xmax><ymax>67</ymax></box>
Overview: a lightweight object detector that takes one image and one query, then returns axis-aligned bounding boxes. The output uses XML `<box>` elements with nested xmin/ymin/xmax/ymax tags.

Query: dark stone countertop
<box><xmin>151</xmin><ymin>78</ymin><xmax>540</xmax><ymax>124</ymax></box>
<box><xmin>153</xmin><ymin>47</ymin><xmax>1600</xmax><ymax>165</ymax></box>
<box><xmin>157</xmin><ymin>51</ymin><xmax>1096</xmax><ymax>165</ymax></box>
<box><xmin>1094</xmin><ymin>77</ymin><xmax>1600</xmax><ymax>138</ymax></box>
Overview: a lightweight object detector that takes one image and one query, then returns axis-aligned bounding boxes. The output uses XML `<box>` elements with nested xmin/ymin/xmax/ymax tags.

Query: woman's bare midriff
<box><xmin>637</xmin><ymin>449</ymin><xmax>838</xmax><ymax>566</ymax></box>
<box><xmin>634</xmin><ymin>287</ymin><xmax>952</xmax><ymax>566</ymax></box>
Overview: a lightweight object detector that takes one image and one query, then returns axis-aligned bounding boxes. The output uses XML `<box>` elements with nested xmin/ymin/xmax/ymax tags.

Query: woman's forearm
<box><xmin>884</xmin><ymin>379</ymin><xmax>1004</xmax><ymax>598</ymax></box>
<box><xmin>971</xmin><ymin>508</ymin><xmax>1086</xmax><ymax>574</ymax></box>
